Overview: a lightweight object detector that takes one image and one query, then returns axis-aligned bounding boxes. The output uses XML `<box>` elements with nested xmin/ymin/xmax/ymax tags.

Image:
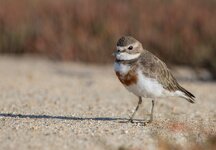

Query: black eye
<box><xmin>128</xmin><ymin>46</ymin><xmax>133</xmax><ymax>50</ymax></box>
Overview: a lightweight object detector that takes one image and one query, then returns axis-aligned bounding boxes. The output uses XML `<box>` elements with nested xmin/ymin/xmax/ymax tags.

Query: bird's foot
<box><xmin>146</xmin><ymin>118</ymin><xmax>153</xmax><ymax>124</ymax></box>
<box><xmin>127</xmin><ymin>118</ymin><xmax>135</xmax><ymax>123</ymax></box>
<box><xmin>127</xmin><ymin>118</ymin><xmax>153</xmax><ymax>126</ymax></box>
<box><xmin>132</xmin><ymin>119</ymin><xmax>153</xmax><ymax>126</ymax></box>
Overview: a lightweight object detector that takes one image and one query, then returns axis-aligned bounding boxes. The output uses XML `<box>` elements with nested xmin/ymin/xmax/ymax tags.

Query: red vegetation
<box><xmin>0</xmin><ymin>0</ymin><xmax>215</xmax><ymax>75</ymax></box>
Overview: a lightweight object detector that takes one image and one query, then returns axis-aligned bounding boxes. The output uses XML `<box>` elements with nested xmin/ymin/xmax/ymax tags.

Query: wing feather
<box><xmin>138</xmin><ymin>51</ymin><xmax>195</xmax><ymax>102</ymax></box>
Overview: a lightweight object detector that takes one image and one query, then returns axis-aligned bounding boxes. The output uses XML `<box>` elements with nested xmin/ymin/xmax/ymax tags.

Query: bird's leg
<box><xmin>147</xmin><ymin>100</ymin><xmax>155</xmax><ymax>123</ymax></box>
<box><xmin>128</xmin><ymin>96</ymin><xmax>142</xmax><ymax>123</ymax></box>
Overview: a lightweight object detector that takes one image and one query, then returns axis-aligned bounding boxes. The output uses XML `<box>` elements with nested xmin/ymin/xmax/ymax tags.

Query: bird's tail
<box><xmin>177</xmin><ymin>85</ymin><xmax>195</xmax><ymax>103</ymax></box>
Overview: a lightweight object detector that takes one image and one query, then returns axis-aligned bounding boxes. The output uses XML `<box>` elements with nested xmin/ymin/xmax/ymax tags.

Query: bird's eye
<box><xmin>128</xmin><ymin>46</ymin><xmax>133</xmax><ymax>50</ymax></box>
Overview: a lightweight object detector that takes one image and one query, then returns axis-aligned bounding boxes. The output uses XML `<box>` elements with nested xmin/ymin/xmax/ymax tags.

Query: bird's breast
<box><xmin>114</xmin><ymin>62</ymin><xmax>137</xmax><ymax>86</ymax></box>
<box><xmin>114</xmin><ymin>63</ymin><xmax>166</xmax><ymax>98</ymax></box>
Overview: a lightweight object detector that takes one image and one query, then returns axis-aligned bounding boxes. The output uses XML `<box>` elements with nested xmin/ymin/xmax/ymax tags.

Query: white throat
<box><xmin>116</xmin><ymin>52</ymin><xmax>140</xmax><ymax>61</ymax></box>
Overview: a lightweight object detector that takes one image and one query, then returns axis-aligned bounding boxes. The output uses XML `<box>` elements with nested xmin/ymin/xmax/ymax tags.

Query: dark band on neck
<box><xmin>115</xmin><ymin>57</ymin><xmax>139</xmax><ymax>64</ymax></box>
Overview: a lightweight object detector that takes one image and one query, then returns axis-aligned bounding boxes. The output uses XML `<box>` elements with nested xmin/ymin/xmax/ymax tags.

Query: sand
<box><xmin>0</xmin><ymin>56</ymin><xmax>215</xmax><ymax>150</ymax></box>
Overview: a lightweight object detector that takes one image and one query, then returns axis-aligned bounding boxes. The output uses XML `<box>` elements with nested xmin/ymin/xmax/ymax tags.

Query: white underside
<box><xmin>114</xmin><ymin>62</ymin><xmax>186</xmax><ymax>99</ymax></box>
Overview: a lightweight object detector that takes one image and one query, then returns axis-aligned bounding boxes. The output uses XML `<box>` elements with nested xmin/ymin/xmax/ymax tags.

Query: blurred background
<box><xmin>0</xmin><ymin>1</ymin><xmax>216</xmax><ymax>149</ymax></box>
<box><xmin>0</xmin><ymin>0</ymin><xmax>215</xmax><ymax>78</ymax></box>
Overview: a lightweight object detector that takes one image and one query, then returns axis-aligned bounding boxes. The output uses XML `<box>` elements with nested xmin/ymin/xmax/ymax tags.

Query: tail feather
<box><xmin>177</xmin><ymin>85</ymin><xmax>195</xmax><ymax>103</ymax></box>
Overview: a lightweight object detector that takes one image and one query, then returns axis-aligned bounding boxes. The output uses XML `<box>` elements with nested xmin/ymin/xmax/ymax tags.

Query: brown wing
<box><xmin>138</xmin><ymin>51</ymin><xmax>195</xmax><ymax>102</ymax></box>
<box><xmin>138</xmin><ymin>51</ymin><xmax>179</xmax><ymax>91</ymax></box>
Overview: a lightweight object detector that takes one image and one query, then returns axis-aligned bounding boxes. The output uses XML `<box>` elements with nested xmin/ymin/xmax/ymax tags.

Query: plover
<box><xmin>113</xmin><ymin>36</ymin><xmax>195</xmax><ymax>123</ymax></box>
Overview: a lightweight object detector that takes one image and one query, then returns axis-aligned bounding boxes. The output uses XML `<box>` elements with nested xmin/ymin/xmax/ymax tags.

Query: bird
<box><xmin>113</xmin><ymin>36</ymin><xmax>195</xmax><ymax>124</ymax></box>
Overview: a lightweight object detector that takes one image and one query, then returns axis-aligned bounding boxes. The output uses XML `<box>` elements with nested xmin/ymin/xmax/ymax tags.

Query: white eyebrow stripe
<box><xmin>116</xmin><ymin>46</ymin><xmax>126</xmax><ymax>51</ymax></box>
<box><xmin>116</xmin><ymin>42</ymin><xmax>139</xmax><ymax>51</ymax></box>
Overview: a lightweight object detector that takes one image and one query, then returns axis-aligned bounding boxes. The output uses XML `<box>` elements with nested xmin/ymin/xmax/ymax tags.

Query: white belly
<box><xmin>114</xmin><ymin>63</ymin><xmax>186</xmax><ymax>99</ymax></box>
<box><xmin>125</xmin><ymin>70</ymin><xmax>166</xmax><ymax>98</ymax></box>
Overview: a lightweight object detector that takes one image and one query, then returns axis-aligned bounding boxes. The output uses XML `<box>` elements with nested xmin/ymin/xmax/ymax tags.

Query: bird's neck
<box><xmin>115</xmin><ymin>57</ymin><xmax>139</xmax><ymax>65</ymax></box>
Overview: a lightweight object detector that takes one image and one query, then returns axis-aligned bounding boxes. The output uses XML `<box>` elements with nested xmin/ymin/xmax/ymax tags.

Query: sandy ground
<box><xmin>0</xmin><ymin>56</ymin><xmax>215</xmax><ymax>150</ymax></box>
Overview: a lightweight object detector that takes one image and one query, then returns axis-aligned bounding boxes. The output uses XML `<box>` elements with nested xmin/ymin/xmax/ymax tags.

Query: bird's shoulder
<box><xmin>138</xmin><ymin>50</ymin><xmax>180</xmax><ymax>91</ymax></box>
<box><xmin>137</xmin><ymin>50</ymin><xmax>166</xmax><ymax>76</ymax></box>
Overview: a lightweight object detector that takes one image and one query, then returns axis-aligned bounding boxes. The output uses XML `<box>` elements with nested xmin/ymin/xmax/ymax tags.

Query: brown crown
<box><xmin>117</xmin><ymin>36</ymin><xmax>137</xmax><ymax>46</ymax></box>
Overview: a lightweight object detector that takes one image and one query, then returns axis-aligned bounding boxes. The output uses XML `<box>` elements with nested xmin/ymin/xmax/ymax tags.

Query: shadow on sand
<box><xmin>0</xmin><ymin>113</ymin><xmax>131</xmax><ymax>122</ymax></box>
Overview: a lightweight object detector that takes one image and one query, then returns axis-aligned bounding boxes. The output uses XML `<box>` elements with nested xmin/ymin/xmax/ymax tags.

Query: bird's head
<box><xmin>113</xmin><ymin>36</ymin><xmax>143</xmax><ymax>61</ymax></box>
